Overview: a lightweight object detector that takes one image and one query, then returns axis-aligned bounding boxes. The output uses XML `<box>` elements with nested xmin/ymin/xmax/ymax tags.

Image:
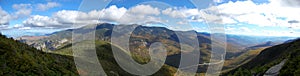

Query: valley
<box><xmin>1</xmin><ymin>0</ymin><xmax>300</xmax><ymax>75</ymax></box>
<box><xmin>16</xmin><ymin>23</ymin><xmax>297</xmax><ymax>75</ymax></box>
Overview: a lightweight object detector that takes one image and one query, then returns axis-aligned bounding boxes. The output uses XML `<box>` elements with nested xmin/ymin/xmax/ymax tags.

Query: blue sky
<box><xmin>0</xmin><ymin>0</ymin><xmax>299</xmax><ymax>37</ymax></box>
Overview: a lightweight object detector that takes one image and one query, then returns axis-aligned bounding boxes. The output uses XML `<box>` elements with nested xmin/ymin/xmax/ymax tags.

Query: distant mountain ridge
<box><xmin>16</xmin><ymin>23</ymin><xmax>297</xmax><ymax>74</ymax></box>
<box><xmin>18</xmin><ymin>23</ymin><xmax>294</xmax><ymax>52</ymax></box>
<box><xmin>284</xmin><ymin>38</ymin><xmax>300</xmax><ymax>43</ymax></box>
<box><xmin>245</xmin><ymin>41</ymin><xmax>277</xmax><ymax>50</ymax></box>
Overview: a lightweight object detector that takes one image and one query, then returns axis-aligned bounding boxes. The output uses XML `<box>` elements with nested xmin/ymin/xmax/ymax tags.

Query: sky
<box><xmin>0</xmin><ymin>0</ymin><xmax>300</xmax><ymax>38</ymax></box>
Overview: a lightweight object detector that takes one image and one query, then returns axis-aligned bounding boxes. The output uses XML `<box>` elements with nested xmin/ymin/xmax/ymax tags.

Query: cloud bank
<box><xmin>1</xmin><ymin>0</ymin><xmax>300</xmax><ymax>37</ymax></box>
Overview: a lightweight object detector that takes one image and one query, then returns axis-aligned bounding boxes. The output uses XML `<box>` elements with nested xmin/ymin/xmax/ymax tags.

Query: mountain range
<box><xmin>0</xmin><ymin>32</ymin><xmax>179</xmax><ymax>75</ymax></box>
<box><xmin>10</xmin><ymin>23</ymin><xmax>299</xmax><ymax>75</ymax></box>
<box><xmin>18</xmin><ymin>23</ymin><xmax>294</xmax><ymax>57</ymax></box>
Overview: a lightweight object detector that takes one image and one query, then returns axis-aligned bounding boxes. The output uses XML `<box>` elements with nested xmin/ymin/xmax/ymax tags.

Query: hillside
<box><xmin>17</xmin><ymin>23</ymin><xmax>296</xmax><ymax>74</ymax></box>
<box><xmin>54</xmin><ymin>40</ymin><xmax>178</xmax><ymax>76</ymax></box>
<box><xmin>18</xmin><ymin>23</ymin><xmax>293</xmax><ymax>59</ymax></box>
<box><xmin>224</xmin><ymin>39</ymin><xmax>300</xmax><ymax>76</ymax></box>
<box><xmin>18</xmin><ymin>23</ymin><xmax>218</xmax><ymax>72</ymax></box>
<box><xmin>0</xmin><ymin>34</ymin><xmax>78</xmax><ymax>75</ymax></box>
<box><xmin>0</xmin><ymin>33</ymin><xmax>177</xmax><ymax>75</ymax></box>
<box><xmin>222</xmin><ymin>47</ymin><xmax>266</xmax><ymax>73</ymax></box>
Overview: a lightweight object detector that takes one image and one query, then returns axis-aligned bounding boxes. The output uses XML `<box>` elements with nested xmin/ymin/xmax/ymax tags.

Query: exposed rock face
<box><xmin>18</xmin><ymin>36</ymin><xmax>70</xmax><ymax>51</ymax></box>
<box><xmin>264</xmin><ymin>59</ymin><xmax>287</xmax><ymax>76</ymax></box>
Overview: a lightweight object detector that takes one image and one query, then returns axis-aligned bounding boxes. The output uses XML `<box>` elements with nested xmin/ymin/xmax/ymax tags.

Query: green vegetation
<box><xmin>0</xmin><ymin>33</ymin><xmax>178</xmax><ymax>75</ymax></box>
<box><xmin>0</xmin><ymin>33</ymin><xmax>78</xmax><ymax>75</ymax></box>
<box><xmin>54</xmin><ymin>40</ymin><xmax>177</xmax><ymax>76</ymax></box>
<box><xmin>222</xmin><ymin>47</ymin><xmax>265</xmax><ymax>73</ymax></box>
<box><xmin>224</xmin><ymin>39</ymin><xmax>300</xmax><ymax>76</ymax></box>
<box><xmin>279</xmin><ymin>41</ymin><xmax>300</xmax><ymax>76</ymax></box>
<box><xmin>18</xmin><ymin>23</ymin><xmax>294</xmax><ymax>75</ymax></box>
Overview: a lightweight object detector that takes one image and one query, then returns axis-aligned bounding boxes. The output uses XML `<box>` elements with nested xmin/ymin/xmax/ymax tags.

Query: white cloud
<box><xmin>12</xmin><ymin>24</ymin><xmax>31</xmax><ymax>30</ymax></box>
<box><xmin>0</xmin><ymin>25</ymin><xmax>9</xmax><ymax>30</ymax></box>
<box><xmin>162</xmin><ymin>8</ymin><xmax>186</xmax><ymax>18</ymax></box>
<box><xmin>23</xmin><ymin>15</ymin><xmax>61</xmax><ymax>28</ymax></box>
<box><xmin>12</xmin><ymin>4</ymin><xmax>32</xmax><ymax>18</ymax></box>
<box><xmin>225</xmin><ymin>27</ymin><xmax>235</xmax><ymax>31</ymax></box>
<box><xmin>234</xmin><ymin>13</ymin><xmax>274</xmax><ymax>26</ymax></box>
<box><xmin>0</xmin><ymin>7</ymin><xmax>11</xmax><ymax>25</ymax></box>
<box><xmin>51</xmin><ymin>5</ymin><xmax>127</xmax><ymax>23</ymax></box>
<box><xmin>17</xmin><ymin>1</ymin><xmax>300</xmax><ymax>33</ymax></box>
<box><xmin>12</xmin><ymin>4</ymin><xmax>32</xmax><ymax>10</ymax></box>
<box><xmin>52</xmin><ymin>10</ymin><xmax>81</xmax><ymax>24</ymax></box>
<box><xmin>239</xmin><ymin>27</ymin><xmax>251</xmax><ymax>32</ymax></box>
<box><xmin>162</xmin><ymin>8</ymin><xmax>203</xmax><ymax>19</ymax></box>
<box><xmin>161</xmin><ymin>7</ymin><xmax>238</xmax><ymax>24</ymax></box>
<box><xmin>10</xmin><ymin>2</ymin><xmax>60</xmax><ymax>19</ymax></box>
<box><xmin>221</xmin><ymin>16</ymin><xmax>237</xmax><ymax>24</ymax></box>
<box><xmin>118</xmin><ymin>13</ymin><xmax>163</xmax><ymax>24</ymax></box>
<box><xmin>15</xmin><ymin>9</ymin><xmax>32</xmax><ymax>18</ymax></box>
<box><xmin>11</xmin><ymin>2</ymin><xmax>59</xmax><ymax>19</ymax></box>
<box><xmin>182</xmin><ymin>8</ymin><xmax>201</xmax><ymax>17</ymax></box>
<box><xmin>36</xmin><ymin>2</ymin><xmax>61</xmax><ymax>11</ymax></box>
<box><xmin>19</xmin><ymin>27</ymin><xmax>32</xmax><ymax>30</ymax></box>
<box><xmin>21</xmin><ymin>4</ymin><xmax>169</xmax><ymax>28</ymax></box>
<box><xmin>20</xmin><ymin>4</ymin><xmax>241</xmax><ymax>29</ymax></box>
<box><xmin>128</xmin><ymin>5</ymin><xmax>160</xmax><ymax>15</ymax></box>
<box><xmin>52</xmin><ymin>5</ymin><xmax>127</xmax><ymax>25</ymax></box>
<box><xmin>115</xmin><ymin>5</ymin><xmax>163</xmax><ymax>24</ymax></box>
<box><xmin>270</xmin><ymin>0</ymin><xmax>300</xmax><ymax>7</ymax></box>
<box><xmin>214</xmin><ymin>0</ymin><xmax>224</xmax><ymax>3</ymax></box>
<box><xmin>100</xmin><ymin>5</ymin><xmax>127</xmax><ymax>22</ymax></box>
<box><xmin>3</xmin><ymin>1</ymin><xmax>299</xmax><ymax>37</ymax></box>
<box><xmin>201</xmin><ymin>0</ymin><xmax>300</xmax><ymax>28</ymax></box>
<box><xmin>0</xmin><ymin>4</ymin><xmax>32</xmax><ymax>29</ymax></box>
<box><xmin>21</xmin><ymin>5</ymin><xmax>128</xmax><ymax>28</ymax></box>
<box><xmin>177</xmin><ymin>21</ymin><xmax>188</xmax><ymax>25</ymax></box>
<box><xmin>13</xmin><ymin>24</ymin><xmax>23</xmax><ymax>28</ymax></box>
